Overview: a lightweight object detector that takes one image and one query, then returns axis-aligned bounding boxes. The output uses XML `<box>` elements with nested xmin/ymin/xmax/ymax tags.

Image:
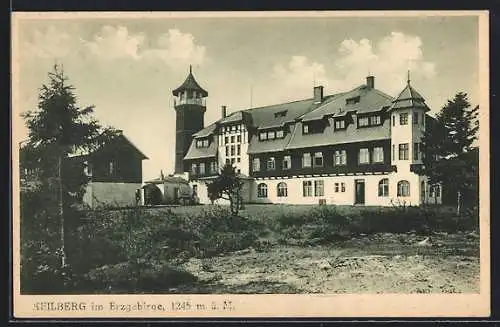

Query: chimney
<box><xmin>314</xmin><ymin>86</ymin><xmax>324</xmax><ymax>104</ymax></box>
<box><xmin>221</xmin><ymin>105</ymin><xmax>227</xmax><ymax>118</ymax></box>
<box><xmin>366</xmin><ymin>76</ymin><xmax>375</xmax><ymax>89</ymax></box>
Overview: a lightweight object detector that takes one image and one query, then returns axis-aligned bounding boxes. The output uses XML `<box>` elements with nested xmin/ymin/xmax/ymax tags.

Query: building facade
<box><xmin>175</xmin><ymin>69</ymin><xmax>442</xmax><ymax>206</ymax></box>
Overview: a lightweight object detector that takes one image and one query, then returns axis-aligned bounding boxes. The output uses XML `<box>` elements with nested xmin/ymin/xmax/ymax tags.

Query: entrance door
<box><xmin>354</xmin><ymin>179</ymin><xmax>365</xmax><ymax>205</ymax></box>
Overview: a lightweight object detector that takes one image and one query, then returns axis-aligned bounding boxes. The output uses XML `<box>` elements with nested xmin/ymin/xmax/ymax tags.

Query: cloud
<box><xmin>21</xmin><ymin>25</ymin><xmax>79</xmax><ymax>59</ymax></box>
<box><xmin>21</xmin><ymin>25</ymin><xmax>207</xmax><ymax>67</ymax></box>
<box><xmin>85</xmin><ymin>25</ymin><xmax>145</xmax><ymax>60</ymax></box>
<box><xmin>272</xmin><ymin>32</ymin><xmax>436</xmax><ymax>99</ymax></box>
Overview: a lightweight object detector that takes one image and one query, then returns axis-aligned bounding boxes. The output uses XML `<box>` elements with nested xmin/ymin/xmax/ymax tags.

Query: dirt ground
<box><xmin>173</xmin><ymin>231</ymin><xmax>480</xmax><ymax>294</ymax></box>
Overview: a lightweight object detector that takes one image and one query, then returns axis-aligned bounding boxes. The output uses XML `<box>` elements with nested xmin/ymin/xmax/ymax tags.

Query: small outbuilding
<box><xmin>140</xmin><ymin>173</ymin><xmax>195</xmax><ymax>206</ymax></box>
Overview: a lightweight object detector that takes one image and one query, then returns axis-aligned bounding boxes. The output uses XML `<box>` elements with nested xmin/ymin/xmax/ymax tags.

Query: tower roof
<box><xmin>172</xmin><ymin>65</ymin><xmax>208</xmax><ymax>97</ymax></box>
<box><xmin>389</xmin><ymin>72</ymin><xmax>430</xmax><ymax>111</ymax></box>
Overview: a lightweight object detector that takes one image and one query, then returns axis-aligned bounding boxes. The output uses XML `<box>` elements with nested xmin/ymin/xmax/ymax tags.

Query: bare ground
<box><xmin>171</xmin><ymin>231</ymin><xmax>479</xmax><ymax>294</ymax></box>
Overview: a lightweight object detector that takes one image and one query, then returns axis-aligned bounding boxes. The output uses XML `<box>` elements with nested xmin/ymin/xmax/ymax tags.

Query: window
<box><xmin>341</xmin><ymin>182</ymin><xmax>346</xmax><ymax>192</ymax></box>
<box><xmin>192</xmin><ymin>185</ymin><xmax>198</xmax><ymax>197</ymax></box>
<box><xmin>314</xmin><ymin>152</ymin><xmax>323</xmax><ymax>167</ymax></box>
<box><xmin>277</xmin><ymin>182</ymin><xmax>288</xmax><ymax>197</ymax></box>
<box><xmin>397</xmin><ymin>180</ymin><xmax>410</xmax><ymax>197</ymax></box>
<box><xmin>196</xmin><ymin>140</ymin><xmax>202</xmax><ymax>147</ymax></box>
<box><xmin>199</xmin><ymin>163</ymin><xmax>205</xmax><ymax>175</ymax></box>
<box><xmin>210</xmin><ymin>161</ymin><xmax>218</xmax><ymax>174</ymax></box>
<box><xmin>346</xmin><ymin>96</ymin><xmax>360</xmax><ymax>105</ymax></box>
<box><xmin>225</xmin><ymin>158</ymin><xmax>230</xmax><ymax>164</ymax></box>
<box><xmin>231</xmin><ymin>125</ymin><xmax>236</xmax><ymax>131</ymax></box>
<box><xmin>276</xmin><ymin>130</ymin><xmax>284</xmax><ymax>138</ymax></box>
<box><xmin>237</xmin><ymin>135</ymin><xmax>241</xmax><ymax>143</ymax></box>
<box><xmin>303</xmin><ymin>181</ymin><xmax>313</xmax><ymax>197</ymax></box>
<box><xmin>191</xmin><ymin>163</ymin><xmax>197</xmax><ymax>175</ymax></box>
<box><xmin>371</xmin><ymin>115</ymin><xmax>381</xmax><ymax>125</ymax></box>
<box><xmin>237</xmin><ymin>144</ymin><xmax>241</xmax><ymax>155</ymax></box>
<box><xmin>422</xmin><ymin>113</ymin><xmax>426</xmax><ymax>127</ymax></box>
<box><xmin>314</xmin><ymin>180</ymin><xmax>324</xmax><ymax>196</ymax></box>
<box><xmin>413</xmin><ymin>112</ymin><xmax>419</xmax><ymax>125</ymax></box>
<box><xmin>392</xmin><ymin>115</ymin><xmax>395</xmax><ymax>126</ymax></box>
<box><xmin>231</xmin><ymin>136</ymin><xmax>235</xmax><ymax>143</ymax></box>
<box><xmin>225</xmin><ymin>136</ymin><xmax>229</xmax><ymax>144</ymax></box>
<box><xmin>414</xmin><ymin>142</ymin><xmax>421</xmax><ymax>160</ymax></box>
<box><xmin>334</xmin><ymin>150</ymin><xmax>347</xmax><ymax>166</ymax></box>
<box><xmin>335</xmin><ymin>120</ymin><xmax>346</xmax><ymax>130</ymax></box>
<box><xmin>109</xmin><ymin>161</ymin><xmax>115</xmax><ymax>175</ymax></box>
<box><xmin>378</xmin><ymin>178</ymin><xmax>389</xmax><ymax>197</ymax></box>
<box><xmin>399</xmin><ymin>143</ymin><xmax>409</xmax><ymax>160</ymax></box>
<box><xmin>302</xmin><ymin>153</ymin><xmax>312</xmax><ymax>167</ymax></box>
<box><xmin>334</xmin><ymin>183</ymin><xmax>339</xmax><ymax>193</ymax></box>
<box><xmin>434</xmin><ymin>185</ymin><xmax>441</xmax><ymax>197</ymax></box>
<box><xmin>283</xmin><ymin>155</ymin><xmax>291</xmax><ymax>170</ymax></box>
<box><xmin>237</xmin><ymin>157</ymin><xmax>241</xmax><ymax>163</ymax></box>
<box><xmin>359</xmin><ymin>148</ymin><xmax>370</xmax><ymax>164</ymax></box>
<box><xmin>358</xmin><ymin>117</ymin><xmax>370</xmax><ymax>127</ymax></box>
<box><xmin>231</xmin><ymin>145</ymin><xmax>235</xmax><ymax>156</ymax></box>
<box><xmin>268</xmin><ymin>131</ymin><xmax>276</xmax><ymax>140</ymax></box>
<box><xmin>252</xmin><ymin>158</ymin><xmax>260</xmax><ymax>172</ymax></box>
<box><xmin>267</xmin><ymin>157</ymin><xmax>276</xmax><ymax>170</ymax></box>
<box><xmin>303</xmin><ymin>124</ymin><xmax>309</xmax><ymax>134</ymax></box>
<box><xmin>392</xmin><ymin>144</ymin><xmax>395</xmax><ymax>161</ymax></box>
<box><xmin>257</xmin><ymin>183</ymin><xmax>268</xmax><ymax>198</ymax></box>
<box><xmin>231</xmin><ymin>158</ymin><xmax>235</xmax><ymax>164</ymax></box>
<box><xmin>259</xmin><ymin>132</ymin><xmax>267</xmax><ymax>141</ymax></box>
<box><xmin>236</xmin><ymin>125</ymin><xmax>240</xmax><ymax>130</ymax></box>
<box><xmin>372</xmin><ymin>147</ymin><xmax>384</xmax><ymax>163</ymax></box>
<box><xmin>400</xmin><ymin>113</ymin><xmax>408</xmax><ymax>125</ymax></box>
<box><xmin>225</xmin><ymin>146</ymin><xmax>229</xmax><ymax>156</ymax></box>
<box><xmin>196</xmin><ymin>139</ymin><xmax>209</xmax><ymax>148</ymax></box>
<box><xmin>85</xmin><ymin>162</ymin><xmax>93</xmax><ymax>176</ymax></box>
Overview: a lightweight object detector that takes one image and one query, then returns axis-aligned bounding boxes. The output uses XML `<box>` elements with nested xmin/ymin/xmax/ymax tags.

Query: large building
<box><xmin>172</xmin><ymin>68</ymin><xmax>442</xmax><ymax>206</ymax></box>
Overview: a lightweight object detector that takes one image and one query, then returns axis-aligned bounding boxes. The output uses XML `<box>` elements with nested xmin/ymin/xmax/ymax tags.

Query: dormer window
<box><xmin>276</xmin><ymin>130</ymin><xmax>284</xmax><ymax>138</ymax></box>
<box><xmin>268</xmin><ymin>131</ymin><xmax>276</xmax><ymax>140</ymax></box>
<box><xmin>358</xmin><ymin>117</ymin><xmax>370</xmax><ymax>127</ymax></box>
<box><xmin>303</xmin><ymin>124</ymin><xmax>309</xmax><ymax>134</ymax></box>
<box><xmin>370</xmin><ymin>115</ymin><xmax>381</xmax><ymax>125</ymax></box>
<box><xmin>274</xmin><ymin>110</ymin><xmax>288</xmax><ymax>118</ymax></box>
<box><xmin>196</xmin><ymin>138</ymin><xmax>210</xmax><ymax>148</ymax></box>
<box><xmin>346</xmin><ymin>96</ymin><xmax>360</xmax><ymax>105</ymax></box>
<box><xmin>335</xmin><ymin>120</ymin><xmax>346</xmax><ymax>130</ymax></box>
<box><xmin>259</xmin><ymin>132</ymin><xmax>268</xmax><ymax>141</ymax></box>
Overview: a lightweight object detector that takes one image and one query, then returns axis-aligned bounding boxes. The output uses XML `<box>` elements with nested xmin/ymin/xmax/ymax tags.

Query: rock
<box><xmin>318</xmin><ymin>260</ymin><xmax>332</xmax><ymax>270</ymax></box>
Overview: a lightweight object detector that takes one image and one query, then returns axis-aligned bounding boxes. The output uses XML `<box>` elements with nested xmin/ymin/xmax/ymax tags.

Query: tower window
<box><xmin>399</xmin><ymin>143</ymin><xmax>409</xmax><ymax>160</ymax></box>
<box><xmin>400</xmin><ymin>113</ymin><xmax>409</xmax><ymax>125</ymax></box>
<box><xmin>413</xmin><ymin>112</ymin><xmax>419</xmax><ymax>125</ymax></box>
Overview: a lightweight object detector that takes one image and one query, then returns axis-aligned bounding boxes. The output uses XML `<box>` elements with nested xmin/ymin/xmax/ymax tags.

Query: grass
<box><xmin>21</xmin><ymin>202</ymin><xmax>479</xmax><ymax>294</ymax></box>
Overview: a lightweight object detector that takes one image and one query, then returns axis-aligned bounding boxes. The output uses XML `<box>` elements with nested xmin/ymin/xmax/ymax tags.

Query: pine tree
<box><xmin>422</xmin><ymin>92</ymin><xmax>479</xmax><ymax>214</ymax></box>
<box><xmin>20</xmin><ymin>64</ymin><xmax>118</xmax><ymax>287</ymax></box>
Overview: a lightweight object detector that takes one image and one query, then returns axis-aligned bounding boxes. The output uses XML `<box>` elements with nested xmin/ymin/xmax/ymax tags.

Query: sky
<box><xmin>12</xmin><ymin>13</ymin><xmax>481</xmax><ymax>181</ymax></box>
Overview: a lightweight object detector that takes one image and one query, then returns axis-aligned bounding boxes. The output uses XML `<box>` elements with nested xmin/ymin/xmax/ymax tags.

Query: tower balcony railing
<box><xmin>174</xmin><ymin>98</ymin><xmax>206</xmax><ymax>106</ymax></box>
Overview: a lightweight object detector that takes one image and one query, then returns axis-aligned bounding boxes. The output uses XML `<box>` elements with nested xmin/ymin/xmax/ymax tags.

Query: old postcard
<box><xmin>11</xmin><ymin>11</ymin><xmax>490</xmax><ymax>318</ymax></box>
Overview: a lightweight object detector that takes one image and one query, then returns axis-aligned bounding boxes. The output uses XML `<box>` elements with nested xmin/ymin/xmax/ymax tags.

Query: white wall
<box><xmin>83</xmin><ymin>182</ymin><xmax>142</xmax><ymax>208</ymax></box>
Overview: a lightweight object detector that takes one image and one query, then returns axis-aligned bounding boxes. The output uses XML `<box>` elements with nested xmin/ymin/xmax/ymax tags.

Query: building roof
<box><xmin>389</xmin><ymin>81</ymin><xmax>430</xmax><ymax>111</ymax></box>
<box><xmin>183</xmin><ymin>136</ymin><xmax>219</xmax><ymax>160</ymax></box>
<box><xmin>68</xmin><ymin>132</ymin><xmax>149</xmax><ymax>160</ymax></box>
<box><xmin>144</xmin><ymin>175</ymin><xmax>189</xmax><ymax>184</ymax></box>
<box><xmin>172</xmin><ymin>66</ymin><xmax>208</xmax><ymax>97</ymax></box>
<box><xmin>286</xmin><ymin>117</ymin><xmax>391</xmax><ymax>150</ymax></box>
<box><xmin>192</xmin><ymin>122</ymin><xmax>217</xmax><ymax>138</ymax></box>
<box><xmin>300</xmin><ymin>85</ymin><xmax>393</xmax><ymax>122</ymax></box>
<box><xmin>247</xmin><ymin>125</ymin><xmax>297</xmax><ymax>154</ymax></box>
